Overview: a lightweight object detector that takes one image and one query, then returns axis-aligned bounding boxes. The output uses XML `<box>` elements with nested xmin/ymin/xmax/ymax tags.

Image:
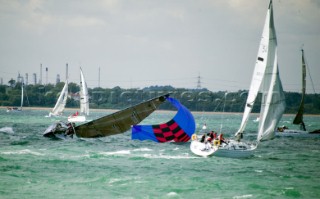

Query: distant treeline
<box><xmin>1</xmin><ymin>82</ymin><xmax>320</xmax><ymax>114</ymax></box>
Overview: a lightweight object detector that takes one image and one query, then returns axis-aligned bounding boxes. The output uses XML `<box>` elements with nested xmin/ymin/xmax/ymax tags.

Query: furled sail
<box><xmin>79</xmin><ymin>68</ymin><xmax>89</xmax><ymax>116</ymax></box>
<box><xmin>74</xmin><ymin>94</ymin><xmax>169</xmax><ymax>138</ymax></box>
<box><xmin>293</xmin><ymin>49</ymin><xmax>306</xmax><ymax>127</ymax></box>
<box><xmin>50</xmin><ymin>81</ymin><xmax>68</xmax><ymax>116</ymax></box>
<box><xmin>131</xmin><ymin>97</ymin><xmax>195</xmax><ymax>142</ymax></box>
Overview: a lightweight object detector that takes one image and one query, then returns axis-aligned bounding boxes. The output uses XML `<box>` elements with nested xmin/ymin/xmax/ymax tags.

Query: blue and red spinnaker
<box><xmin>132</xmin><ymin>97</ymin><xmax>195</xmax><ymax>142</ymax></box>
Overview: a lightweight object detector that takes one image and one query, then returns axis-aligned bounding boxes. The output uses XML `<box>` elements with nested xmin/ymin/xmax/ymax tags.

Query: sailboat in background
<box><xmin>190</xmin><ymin>0</ymin><xmax>286</xmax><ymax>158</ymax></box>
<box><xmin>276</xmin><ymin>49</ymin><xmax>320</xmax><ymax>136</ymax></box>
<box><xmin>68</xmin><ymin>68</ymin><xmax>89</xmax><ymax>122</ymax></box>
<box><xmin>7</xmin><ymin>83</ymin><xmax>24</xmax><ymax>112</ymax></box>
<box><xmin>48</xmin><ymin>80</ymin><xmax>68</xmax><ymax>117</ymax></box>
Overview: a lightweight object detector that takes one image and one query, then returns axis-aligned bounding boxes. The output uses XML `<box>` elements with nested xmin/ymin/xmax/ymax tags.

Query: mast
<box><xmin>20</xmin><ymin>84</ymin><xmax>24</xmax><ymax>110</ymax></box>
<box><xmin>98</xmin><ymin>67</ymin><xmax>100</xmax><ymax>88</ymax></box>
<box><xmin>292</xmin><ymin>49</ymin><xmax>306</xmax><ymax>130</ymax></box>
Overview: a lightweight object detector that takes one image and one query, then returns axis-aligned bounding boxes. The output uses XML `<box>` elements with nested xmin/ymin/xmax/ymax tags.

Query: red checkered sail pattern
<box><xmin>152</xmin><ymin>119</ymin><xmax>190</xmax><ymax>142</ymax></box>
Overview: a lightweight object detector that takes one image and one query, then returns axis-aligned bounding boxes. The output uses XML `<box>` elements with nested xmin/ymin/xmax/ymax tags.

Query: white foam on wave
<box><xmin>142</xmin><ymin>153</ymin><xmax>197</xmax><ymax>159</ymax></box>
<box><xmin>132</xmin><ymin>148</ymin><xmax>153</xmax><ymax>152</ymax></box>
<box><xmin>99</xmin><ymin>150</ymin><xmax>131</xmax><ymax>156</ymax></box>
<box><xmin>0</xmin><ymin>149</ymin><xmax>44</xmax><ymax>156</ymax></box>
<box><xmin>0</xmin><ymin>127</ymin><xmax>14</xmax><ymax>134</ymax></box>
<box><xmin>233</xmin><ymin>194</ymin><xmax>253</xmax><ymax>199</ymax></box>
<box><xmin>167</xmin><ymin>192</ymin><xmax>179</xmax><ymax>197</ymax></box>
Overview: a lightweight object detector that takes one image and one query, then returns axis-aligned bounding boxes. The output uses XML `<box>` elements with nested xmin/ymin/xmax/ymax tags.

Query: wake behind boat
<box><xmin>190</xmin><ymin>0</ymin><xmax>285</xmax><ymax>158</ymax></box>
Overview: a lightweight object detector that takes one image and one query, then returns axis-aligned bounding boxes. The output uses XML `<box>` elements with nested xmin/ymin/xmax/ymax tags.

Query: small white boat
<box><xmin>48</xmin><ymin>80</ymin><xmax>68</xmax><ymax>117</ymax></box>
<box><xmin>68</xmin><ymin>67</ymin><xmax>89</xmax><ymax>122</ymax></box>
<box><xmin>7</xmin><ymin>83</ymin><xmax>24</xmax><ymax>112</ymax></box>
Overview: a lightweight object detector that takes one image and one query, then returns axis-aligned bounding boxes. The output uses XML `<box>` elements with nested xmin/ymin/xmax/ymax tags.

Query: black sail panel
<box><xmin>293</xmin><ymin>49</ymin><xmax>306</xmax><ymax>125</ymax></box>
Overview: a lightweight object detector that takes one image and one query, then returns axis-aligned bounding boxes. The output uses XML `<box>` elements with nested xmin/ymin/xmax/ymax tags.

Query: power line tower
<box><xmin>196</xmin><ymin>73</ymin><xmax>202</xmax><ymax>90</ymax></box>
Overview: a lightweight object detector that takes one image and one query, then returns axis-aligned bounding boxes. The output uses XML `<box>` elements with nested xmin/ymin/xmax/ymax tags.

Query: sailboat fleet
<box><xmin>26</xmin><ymin>0</ymin><xmax>316</xmax><ymax>157</ymax></box>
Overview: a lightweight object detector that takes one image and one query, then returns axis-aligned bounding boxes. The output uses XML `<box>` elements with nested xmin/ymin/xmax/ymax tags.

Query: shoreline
<box><xmin>1</xmin><ymin>106</ymin><xmax>319</xmax><ymax>116</ymax></box>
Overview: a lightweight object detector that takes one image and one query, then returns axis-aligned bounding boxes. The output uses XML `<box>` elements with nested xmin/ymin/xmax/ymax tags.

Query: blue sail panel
<box><xmin>132</xmin><ymin>125</ymin><xmax>159</xmax><ymax>142</ymax></box>
<box><xmin>132</xmin><ymin>97</ymin><xmax>195</xmax><ymax>142</ymax></box>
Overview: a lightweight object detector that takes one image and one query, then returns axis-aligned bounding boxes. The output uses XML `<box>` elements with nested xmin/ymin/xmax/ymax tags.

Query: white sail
<box><xmin>257</xmin><ymin>1</ymin><xmax>286</xmax><ymax>141</ymax></box>
<box><xmin>236</xmin><ymin>0</ymin><xmax>285</xmax><ymax>141</ymax></box>
<box><xmin>236</xmin><ymin>2</ymin><xmax>271</xmax><ymax>136</ymax></box>
<box><xmin>79</xmin><ymin>68</ymin><xmax>89</xmax><ymax>116</ymax></box>
<box><xmin>50</xmin><ymin>81</ymin><xmax>68</xmax><ymax>116</ymax></box>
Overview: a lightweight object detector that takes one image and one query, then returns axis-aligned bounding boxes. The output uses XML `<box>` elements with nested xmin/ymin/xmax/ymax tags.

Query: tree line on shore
<box><xmin>1</xmin><ymin>82</ymin><xmax>320</xmax><ymax>114</ymax></box>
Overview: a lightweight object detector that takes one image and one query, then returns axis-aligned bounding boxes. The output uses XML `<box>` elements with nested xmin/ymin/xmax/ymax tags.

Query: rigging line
<box><xmin>303</xmin><ymin>50</ymin><xmax>316</xmax><ymax>94</ymax></box>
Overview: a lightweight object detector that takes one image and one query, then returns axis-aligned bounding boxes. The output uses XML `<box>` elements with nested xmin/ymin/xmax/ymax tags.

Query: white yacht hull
<box><xmin>190</xmin><ymin>140</ymin><xmax>218</xmax><ymax>157</ymax></box>
<box><xmin>191</xmin><ymin>139</ymin><xmax>257</xmax><ymax>158</ymax></box>
<box><xmin>214</xmin><ymin>140</ymin><xmax>257</xmax><ymax>158</ymax></box>
<box><xmin>68</xmin><ymin>115</ymin><xmax>86</xmax><ymax>122</ymax></box>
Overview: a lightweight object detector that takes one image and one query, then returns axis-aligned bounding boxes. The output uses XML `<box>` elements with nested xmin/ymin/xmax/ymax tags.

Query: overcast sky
<box><xmin>0</xmin><ymin>0</ymin><xmax>319</xmax><ymax>93</ymax></box>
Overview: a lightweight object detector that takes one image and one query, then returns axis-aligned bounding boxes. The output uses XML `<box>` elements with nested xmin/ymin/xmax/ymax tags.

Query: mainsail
<box><xmin>79</xmin><ymin>68</ymin><xmax>89</xmax><ymax>116</ymax></box>
<box><xmin>292</xmin><ymin>49</ymin><xmax>306</xmax><ymax>128</ymax></box>
<box><xmin>132</xmin><ymin>97</ymin><xmax>195</xmax><ymax>142</ymax></box>
<box><xmin>236</xmin><ymin>0</ymin><xmax>285</xmax><ymax>142</ymax></box>
<box><xmin>50</xmin><ymin>81</ymin><xmax>68</xmax><ymax>116</ymax></box>
<box><xmin>74</xmin><ymin>94</ymin><xmax>169</xmax><ymax>138</ymax></box>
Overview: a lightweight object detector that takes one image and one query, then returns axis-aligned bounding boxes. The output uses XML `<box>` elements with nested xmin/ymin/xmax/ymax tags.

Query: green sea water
<box><xmin>0</xmin><ymin>108</ymin><xmax>320</xmax><ymax>199</ymax></box>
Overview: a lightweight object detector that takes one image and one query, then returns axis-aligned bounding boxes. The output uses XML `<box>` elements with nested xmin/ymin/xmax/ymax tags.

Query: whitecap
<box><xmin>233</xmin><ymin>194</ymin><xmax>253</xmax><ymax>199</ymax></box>
<box><xmin>99</xmin><ymin>150</ymin><xmax>131</xmax><ymax>156</ymax></box>
<box><xmin>0</xmin><ymin>149</ymin><xmax>44</xmax><ymax>156</ymax></box>
<box><xmin>167</xmin><ymin>192</ymin><xmax>179</xmax><ymax>197</ymax></box>
<box><xmin>132</xmin><ymin>148</ymin><xmax>153</xmax><ymax>152</ymax></box>
<box><xmin>0</xmin><ymin>127</ymin><xmax>14</xmax><ymax>134</ymax></box>
<box><xmin>143</xmin><ymin>154</ymin><xmax>197</xmax><ymax>159</ymax></box>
